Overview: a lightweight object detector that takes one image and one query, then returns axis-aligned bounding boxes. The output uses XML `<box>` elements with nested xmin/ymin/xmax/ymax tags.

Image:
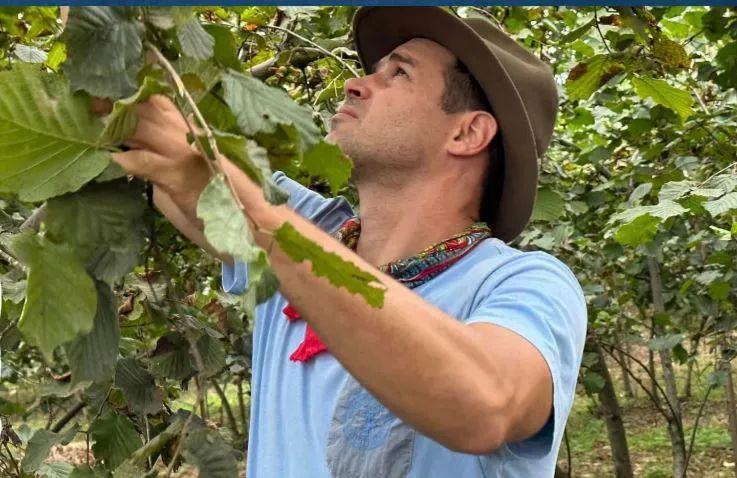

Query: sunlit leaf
<box><xmin>631</xmin><ymin>75</ymin><xmax>694</xmax><ymax>119</ymax></box>
<box><xmin>0</xmin><ymin>65</ymin><xmax>111</xmax><ymax>202</ymax></box>
<box><xmin>704</xmin><ymin>192</ymin><xmax>737</xmax><ymax>216</ymax></box>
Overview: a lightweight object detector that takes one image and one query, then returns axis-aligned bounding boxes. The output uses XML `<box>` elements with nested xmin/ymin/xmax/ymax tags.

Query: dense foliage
<box><xmin>0</xmin><ymin>6</ymin><xmax>735</xmax><ymax>478</ymax></box>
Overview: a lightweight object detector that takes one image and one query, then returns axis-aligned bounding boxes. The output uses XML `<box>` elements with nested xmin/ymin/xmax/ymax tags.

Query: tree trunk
<box><xmin>589</xmin><ymin>337</ymin><xmax>634</xmax><ymax>478</ymax></box>
<box><xmin>647</xmin><ymin>256</ymin><xmax>687</xmax><ymax>478</ymax></box>
<box><xmin>724</xmin><ymin>356</ymin><xmax>737</xmax><ymax>478</ymax></box>
<box><xmin>648</xmin><ymin>329</ymin><xmax>661</xmax><ymax>407</ymax></box>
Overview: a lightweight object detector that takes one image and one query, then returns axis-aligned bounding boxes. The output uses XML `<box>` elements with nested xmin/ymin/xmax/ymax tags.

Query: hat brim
<box><xmin>352</xmin><ymin>7</ymin><xmax>540</xmax><ymax>243</ymax></box>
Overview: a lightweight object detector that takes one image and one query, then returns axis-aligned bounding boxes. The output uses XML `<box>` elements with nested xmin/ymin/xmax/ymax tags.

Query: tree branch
<box><xmin>594</xmin><ymin>10</ymin><xmax>612</xmax><ymax>55</ymax></box>
<box><xmin>51</xmin><ymin>400</ymin><xmax>86</xmax><ymax>433</ymax></box>
<box><xmin>262</xmin><ymin>25</ymin><xmax>359</xmax><ymax>77</ymax></box>
<box><xmin>211</xmin><ymin>379</ymin><xmax>240</xmax><ymax>438</ymax></box>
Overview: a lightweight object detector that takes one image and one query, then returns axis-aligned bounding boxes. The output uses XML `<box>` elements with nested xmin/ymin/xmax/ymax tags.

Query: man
<box><xmin>113</xmin><ymin>7</ymin><xmax>587</xmax><ymax>477</ymax></box>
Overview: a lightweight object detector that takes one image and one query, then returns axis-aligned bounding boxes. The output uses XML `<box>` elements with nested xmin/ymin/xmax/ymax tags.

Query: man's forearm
<box><xmin>215</xmin><ymin>161</ymin><xmax>513</xmax><ymax>453</ymax></box>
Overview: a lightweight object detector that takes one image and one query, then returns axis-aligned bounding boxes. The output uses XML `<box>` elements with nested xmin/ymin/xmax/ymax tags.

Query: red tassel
<box><xmin>289</xmin><ymin>325</ymin><xmax>328</xmax><ymax>362</ymax></box>
<box><xmin>283</xmin><ymin>304</ymin><xmax>301</xmax><ymax>321</ymax></box>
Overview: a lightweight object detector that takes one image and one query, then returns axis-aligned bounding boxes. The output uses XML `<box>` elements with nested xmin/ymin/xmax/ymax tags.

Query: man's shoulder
<box><xmin>467</xmin><ymin>239</ymin><xmax>586</xmax><ymax>308</ymax></box>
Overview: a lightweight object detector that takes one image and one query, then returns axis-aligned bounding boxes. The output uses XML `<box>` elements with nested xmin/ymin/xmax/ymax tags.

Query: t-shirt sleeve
<box><xmin>221</xmin><ymin>171</ymin><xmax>354</xmax><ymax>295</ymax></box>
<box><xmin>464</xmin><ymin>252</ymin><xmax>587</xmax><ymax>458</ymax></box>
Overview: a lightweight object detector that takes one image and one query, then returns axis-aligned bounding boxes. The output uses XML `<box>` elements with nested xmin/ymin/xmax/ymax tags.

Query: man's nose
<box><xmin>344</xmin><ymin>75</ymin><xmax>372</xmax><ymax>100</ymax></box>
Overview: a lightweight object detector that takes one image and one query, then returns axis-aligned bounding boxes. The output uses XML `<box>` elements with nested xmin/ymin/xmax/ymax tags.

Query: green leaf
<box><xmin>0</xmin><ymin>65</ymin><xmax>112</xmax><ymax>202</ymax></box>
<box><xmin>274</xmin><ymin>221</ymin><xmax>385</xmax><ymax>308</ymax></box>
<box><xmin>531</xmin><ymin>187</ymin><xmax>566</xmax><ymax>222</ymax></box>
<box><xmin>90</xmin><ymin>411</ymin><xmax>143</xmax><ymax>470</ymax></box>
<box><xmin>101</xmin><ymin>77</ymin><xmax>172</xmax><ymax>144</ymax></box>
<box><xmin>695</xmin><ymin>270</ymin><xmax>721</xmax><ymax>285</ymax></box>
<box><xmin>612</xmin><ymin>199</ymin><xmax>688</xmax><ymax>224</ymax></box>
<box><xmin>178</xmin><ymin>17</ymin><xmax>214</xmax><ymax>61</ymax></box>
<box><xmin>69</xmin><ymin>464</ymin><xmax>112</xmax><ymax>478</ymax></box>
<box><xmin>566</xmin><ymin>55</ymin><xmax>623</xmax><ymax>101</ymax></box>
<box><xmin>615</xmin><ymin>214</ymin><xmax>660</xmax><ymax>246</ymax></box>
<box><xmin>658</xmin><ymin>180</ymin><xmax>693</xmax><ymax>201</ymax></box>
<box><xmin>731</xmin><ymin>222</ymin><xmax>737</xmax><ymax>237</ymax></box>
<box><xmin>708</xmin><ymin>280</ymin><xmax>730</xmax><ymax>301</ymax></box>
<box><xmin>38</xmin><ymin>462</ymin><xmax>75</xmax><ymax>478</ymax></box>
<box><xmin>203</xmin><ymin>24</ymin><xmax>241</xmax><ymax>70</ymax></box>
<box><xmin>691</xmin><ymin>188</ymin><xmax>723</xmax><ymax>198</ymax></box>
<box><xmin>559</xmin><ymin>18</ymin><xmax>596</xmax><ymax>44</ymax></box>
<box><xmin>21</xmin><ymin>425</ymin><xmax>79</xmax><ymax>473</ymax></box>
<box><xmin>14</xmin><ymin>43</ymin><xmax>48</xmax><ymax>63</ymax></box>
<box><xmin>67</xmin><ymin>282</ymin><xmax>120</xmax><ymax>385</ymax></box>
<box><xmin>704</xmin><ymin>174</ymin><xmax>737</xmax><ymax>195</ymax></box>
<box><xmin>648</xmin><ymin>333</ymin><xmax>687</xmax><ymax>351</ymax></box>
<box><xmin>11</xmin><ymin>231</ymin><xmax>97</xmax><ymax>361</ymax></box>
<box><xmin>222</xmin><ymin>70</ymin><xmax>321</xmax><ymax>151</ymax></box>
<box><xmin>45</xmin><ymin>178</ymin><xmax>148</xmax><ymax>284</ymax></box>
<box><xmin>60</xmin><ymin>7</ymin><xmax>145</xmax><ymax>99</ymax></box>
<box><xmin>197</xmin><ymin>174</ymin><xmax>263</xmax><ymax>264</ymax></box>
<box><xmin>301</xmin><ymin>141</ymin><xmax>353</xmax><ymax>195</ymax></box>
<box><xmin>704</xmin><ymin>192</ymin><xmax>737</xmax><ymax>216</ymax></box>
<box><xmin>148</xmin><ymin>332</ymin><xmax>196</xmax><ymax>381</ymax></box>
<box><xmin>629</xmin><ymin>182</ymin><xmax>652</xmax><ymax>202</ymax></box>
<box><xmin>142</xmin><ymin>6</ymin><xmax>192</xmax><ymax>30</ymax></box>
<box><xmin>181</xmin><ymin>428</ymin><xmax>238</xmax><ymax>478</ymax></box>
<box><xmin>196</xmin><ymin>334</ymin><xmax>226</xmax><ymax>377</ymax></box>
<box><xmin>46</xmin><ymin>42</ymin><xmax>67</xmax><ymax>71</ymax></box>
<box><xmin>114</xmin><ymin>357</ymin><xmax>163</xmax><ymax>415</ymax></box>
<box><xmin>582</xmin><ymin>371</ymin><xmax>605</xmax><ymax>394</ymax></box>
<box><xmin>630</xmin><ymin>75</ymin><xmax>694</xmax><ymax>120</ymax></box>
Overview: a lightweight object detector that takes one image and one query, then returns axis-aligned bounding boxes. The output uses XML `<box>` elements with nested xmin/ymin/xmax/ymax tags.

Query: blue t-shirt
<box><xmin>222</xmin><ymin>172</ymin><xmax>587</xmax><ymax>478</ymax></box>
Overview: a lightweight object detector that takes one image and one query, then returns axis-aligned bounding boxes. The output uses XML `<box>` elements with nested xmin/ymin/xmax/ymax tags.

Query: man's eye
<box><xmin>393</xmin><ymin>66</ymin><xmax>408</xmax><ymax>77</ymax></box>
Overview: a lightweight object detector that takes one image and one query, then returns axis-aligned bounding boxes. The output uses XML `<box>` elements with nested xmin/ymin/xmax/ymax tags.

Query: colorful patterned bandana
<box><xmin>284</xmin><ymin>217</ymin><xmax>493</xmax><ymax>362</ymax></box>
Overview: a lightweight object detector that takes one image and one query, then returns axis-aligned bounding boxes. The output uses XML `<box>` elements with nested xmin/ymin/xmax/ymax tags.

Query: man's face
<box><xmin>326</xmin><ymin>38</ymin><xmax>458</xmax><ymax>183</ymax></box>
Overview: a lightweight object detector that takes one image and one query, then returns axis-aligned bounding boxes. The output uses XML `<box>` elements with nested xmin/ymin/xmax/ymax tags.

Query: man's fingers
<box><xmin>91</xmin><ymin>97</ymin><xmax>114</xmax><ymax>116</ymax></box>
<box><xmin>112</xmin><ymin>149</ymin><xmax>170</xmax><ymax>183</ymax></box>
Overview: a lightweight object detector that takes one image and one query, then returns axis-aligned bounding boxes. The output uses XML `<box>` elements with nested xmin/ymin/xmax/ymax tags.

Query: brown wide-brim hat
<box><xmin>352</xmin><ymin>7</ymin><xmax>559</xmax><ymax>243</ymax></box>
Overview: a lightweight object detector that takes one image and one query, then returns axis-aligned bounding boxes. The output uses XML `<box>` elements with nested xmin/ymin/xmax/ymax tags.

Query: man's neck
<box><xmin>353</xmin><ymin>173</ymin><xmax>480</xmax><ymax>267</ymax></box>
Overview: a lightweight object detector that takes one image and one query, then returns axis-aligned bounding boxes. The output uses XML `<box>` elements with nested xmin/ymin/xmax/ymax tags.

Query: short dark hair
<box><xmin>441</xmin><ymin>59</ymin><xmax>505</xmax><ymax>228</ymax></box>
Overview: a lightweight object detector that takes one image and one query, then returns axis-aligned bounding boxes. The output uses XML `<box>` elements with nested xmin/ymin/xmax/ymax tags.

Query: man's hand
<box><xmin>112</xmin><ymin>96</ymin><xmax>212</xmax><ymax>220</ymax></box>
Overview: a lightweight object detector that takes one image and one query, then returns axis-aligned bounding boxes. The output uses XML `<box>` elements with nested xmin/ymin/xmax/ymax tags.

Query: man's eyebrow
<box><xmin>371</xmin><ymin>52</ymin><xmax>417</xmax><ymax>73</ymax></box>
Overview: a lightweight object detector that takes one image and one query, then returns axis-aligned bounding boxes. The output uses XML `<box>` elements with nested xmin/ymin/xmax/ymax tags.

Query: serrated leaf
<box><xmin>615</xmin><ymin>214</ymin><xmax>660</xmax><ymax>246</ymax></box>
<box><xmin>142</xmin><ymin>6</ymin><xmax>192</xmax><ymax>30</ymax></box>
<box><xmin>67</xmin><ymin>282</ymin><xmax>120</xmax><ymax>385</ymax></box>
<box><xmin>0</xmin><ymin>65</ymin><xmax>112</xmax><ymax>202</ymax></box>
<box><xmin>274</xmin><ymin>221</ymin><xmax>385</xmax><ymax>308</ymax></box>
<box><xmin>658</xmin><ymin>180</ymin><xmax>693</xmax><ymax>201</ymax></box>
<box><xmin>566</xmin><ymin>55</ymin><xmax>622</xmax><ymax>101</ymax></box>
<box><xmin>222</xmin><ymin>70</ymin><xmax>321</xmax><ymax>151</ymax></box>
<box><xmin>691</xmin><ymin>188</ymin><xmax>723</xmax><ymax>198</ymax></box>
<box><xmin>148</xmin><ymin>332</ymin><xmax>196</xmax><ymax>380</ymax></box>
<box><xmin>531</xmin><ymin>187</ymin><xmax>566</xmax><ymax>222</ymax></box>
<box><xmin>90</xmin><ymin>411</ymin><xmax>143</xmax><ymax>470</ymax></box>
<box><xmin>21</xmin><ymin>425</ymin><xmax>79</xmax><ymax>473</ymax></box>
<box><xmin>60</xmin><ymin>7</ymin><xmax>145</xmax><ymax>99</ymax></box>
<box><xmin>196</xmin><ymin>334</ymin><xmax>226</xmax><ymax>377</ymax></box>
<box><xmin>181</xmin><ymin>428</ymin><xmax>238</xmax><ymax>478</ymax></box>
<box><xmin>704</xmin><ymin>174</ymin><xmax>737</xmax><ymax>194</ymax></box>
<box><xmin>582</xmin><ymin>371</ymin><xmax>605</xmax><ymax>394</ymax></box>
<box><xmin>45</xmin><ymin>178</ymin><xmax>148</xmax><ymax>284</ymax></box>
<box><xmin>648</xmin><ymin>333</ymin><xmax>687</xmax><ymax>351</ymax></box>
<box><xmin>631</xmin><ymin>75</ymin><xmax>694</xmax><ymax>120</ymax></box>
<box><xmin>704</xmin><ymin>192</ymin><xmax>737</xmax><ymax>216</ymax></box>
<box><xmin>70</xmin><ymin>464</ymin><xmax>112</xmax><ymax>478</ymax></box>
<box><xmin>197</xmin><ymin>174</ymin><xmax>262</xmax><ymax>264</ymax></box>
<box><xmin>178</xmin><ymin>17</ymin><xmax>214</xmax><ymax>61</ymax></box>
<box><xmin>612</xmin><ymin>199</ymin><xmax>688</xmax><ymax>224</ymax></box>
<box><xmin>301</xmin><ymin>141</ymin><xmax>353</xmax><ymax>195</ymax></box>
<box><xmin>101</xmin><ymin>77</ymin><xmax>172</xmax><ymax>144</ymax></box>
<box><xmin>38</xmin><ymin>462</ymin><xmax>75</xmax><ymax>478</ymax></box>
<box><xmin>115</xmin><ymin>357</ymin><xmax>162</xmax><ymax>415</ymax></box>
<box><xmin>14</xmin><ymin>43</ymin><xmax>48</xmax><ymax>63</ymax></box>
<box><xmin>708</xmin><ymin>280</ymin><xmax>730</xmax><ymax>301</ymax></box>
<box><xmin>11</xmin><ymin>231</ymin><xmax>96</xmax><ymax>361</ymax></box>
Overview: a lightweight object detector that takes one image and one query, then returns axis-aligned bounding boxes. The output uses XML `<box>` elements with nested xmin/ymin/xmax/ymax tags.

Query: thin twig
<box><xmin>594</xmin><ymin>10</ymin><xmax>612</xmax><ymax>54</ymax></box>
<box><xmin>692</xmin><ymin>88</ymin><xmax>709</xmax><ymax>115</ymax></box>
<box><xmin>2</xmin><ymin>443</ymin><xmax>19</xmax><ymax>476</ymax></box>
<box><xmin>699</xmin><ymin>161</ymin><xmax>737</xmax><ymax>188</ymax></box>
<box><xmin>262</xmin><ymin>25</ymin><xmax>359</xmax><ymax>77</ymax></box>
<box><xmin>684</xmin><ymin>383</ymin><xmax>715</xmax><ymax>472</ymax></box>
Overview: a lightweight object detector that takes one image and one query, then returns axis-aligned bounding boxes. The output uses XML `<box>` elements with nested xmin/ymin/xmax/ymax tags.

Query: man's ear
<box><xmin>447</xmin><ymin>112</ymin><xmax>497</xmax><ymax>158</ymax></box>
